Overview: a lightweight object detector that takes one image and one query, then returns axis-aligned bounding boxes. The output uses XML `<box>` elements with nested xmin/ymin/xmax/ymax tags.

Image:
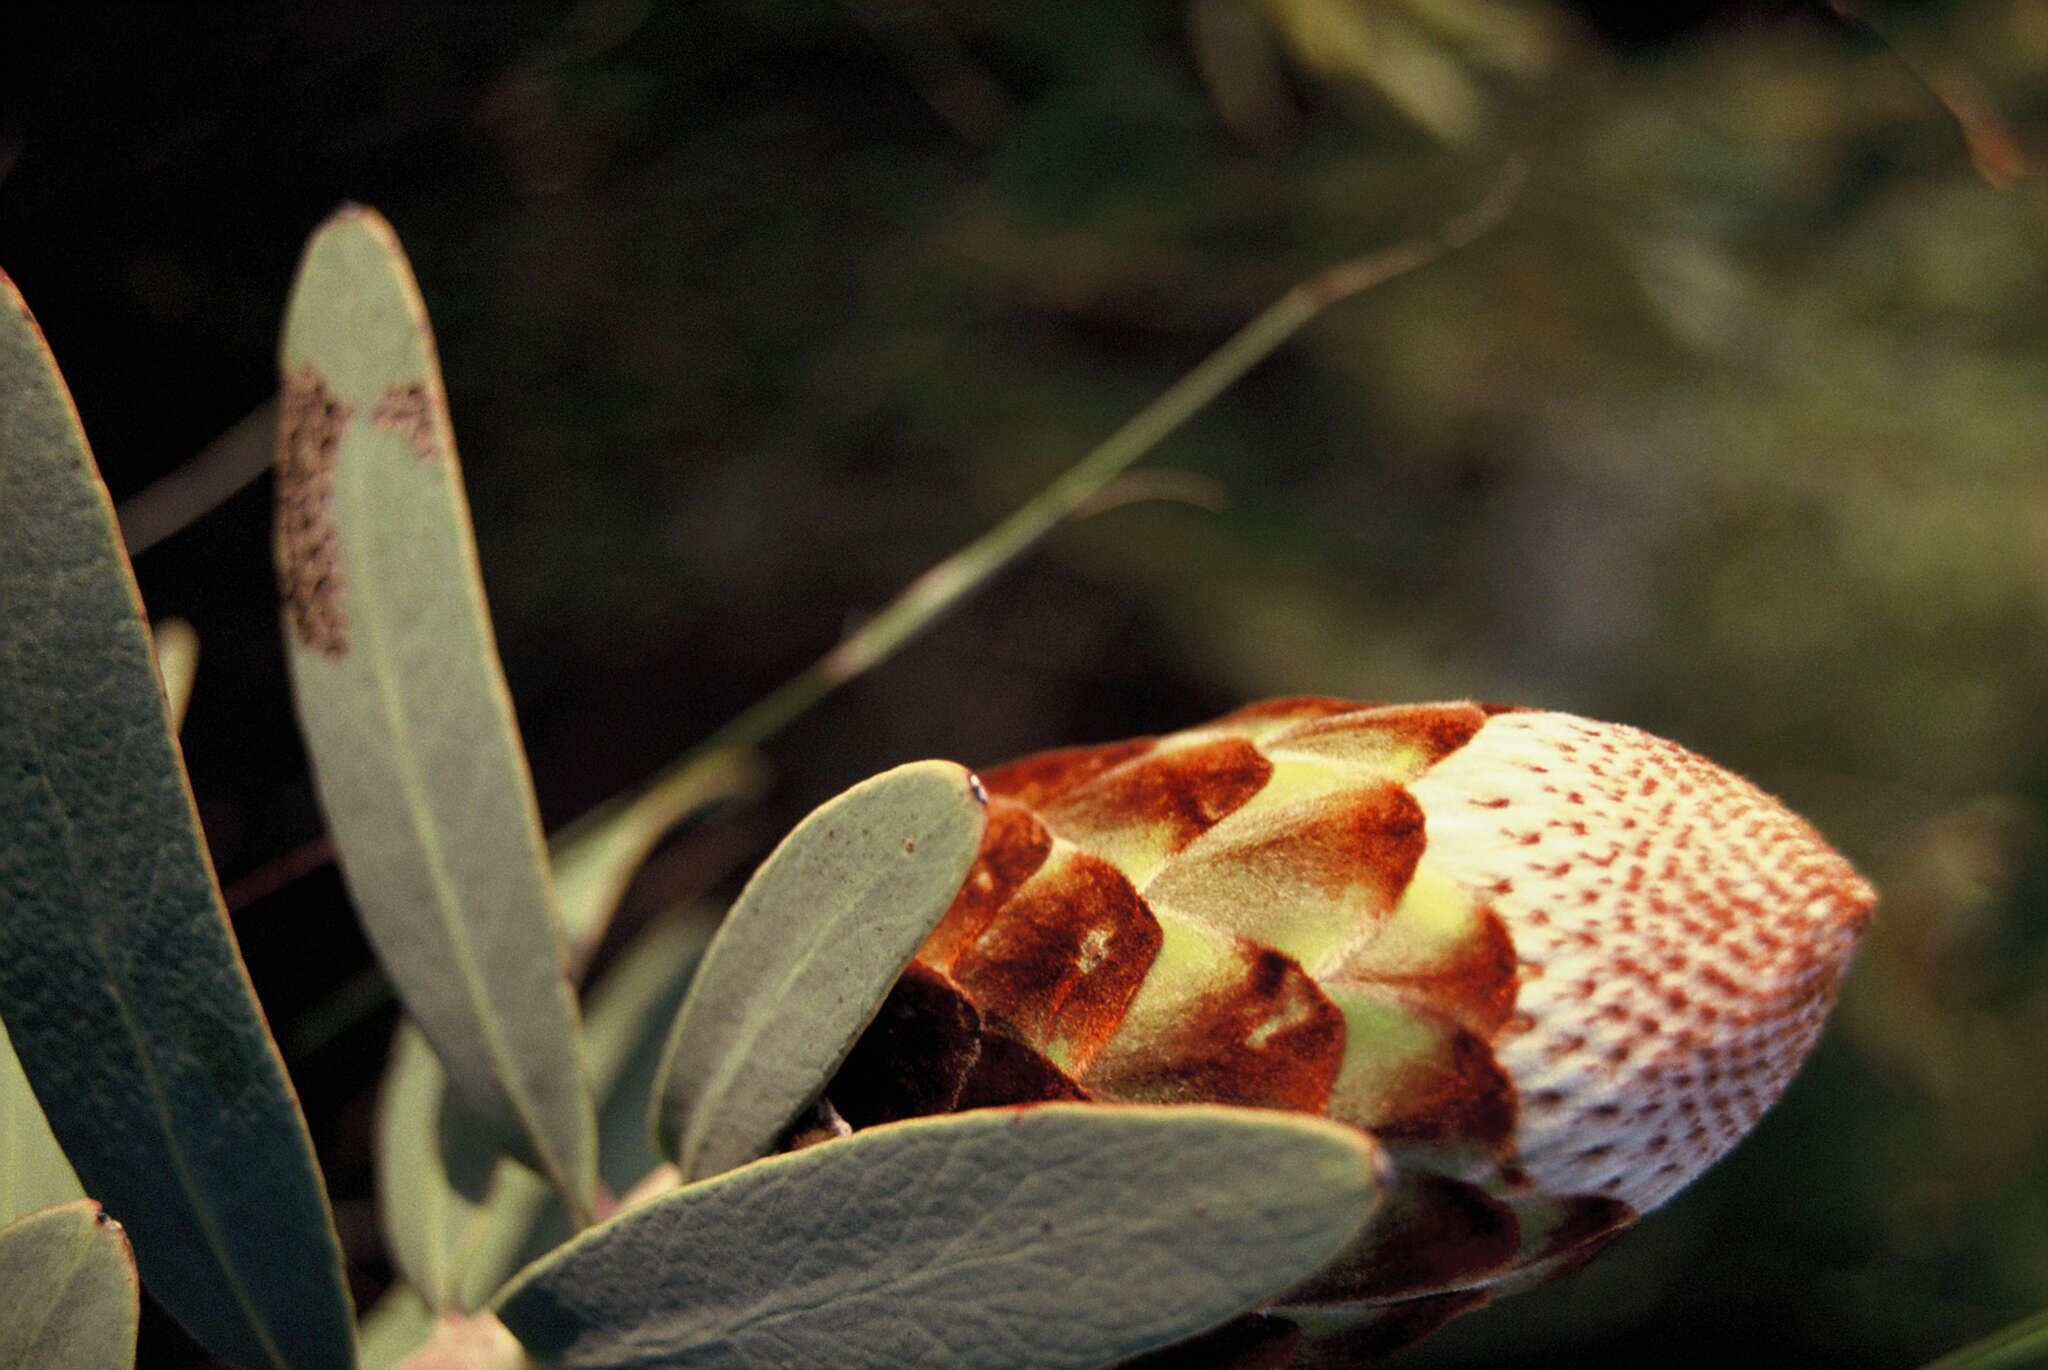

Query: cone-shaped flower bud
<box><xmin>829</xmin><ymin>699</ymin><xmax>1874</xmax><ymax>1346</ymax></box>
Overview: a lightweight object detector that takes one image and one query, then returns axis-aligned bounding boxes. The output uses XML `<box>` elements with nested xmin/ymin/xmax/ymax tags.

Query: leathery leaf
<box><xmin>651</xmin><ymin>760</ymin><xmax>987</xmax><ymax>1180</ymax></box>
<box><xmin>0</xmin><ymin>271</ymin><xmax>354</xmax><ymax>1369</ymax></box>
<box><xmin>275</xmin><ymin>205</ymin><xmax>596</xmax><ymax>1218</ymax></box>
<box><xmin>497</xmin><ymin>1103</ymin><xmax>1383</xmax><ymax>1370</ymax></box>
<box><xmin>0</xmin><ymin>1200</ymin><xmax>139</xmax><ymax>1370</ymax></box>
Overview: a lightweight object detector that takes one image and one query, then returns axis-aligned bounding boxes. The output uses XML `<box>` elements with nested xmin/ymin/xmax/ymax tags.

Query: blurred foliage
<box><xmin>4</xmin><ymin>2</ymin><xmax>2047</xmax><ymax>1366</ymax></box>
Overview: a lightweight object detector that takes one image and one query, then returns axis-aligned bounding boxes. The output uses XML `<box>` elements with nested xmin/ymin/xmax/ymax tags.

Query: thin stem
<box><xmin>650</xmin><ymin>162</ymin><xmax>1525</xmax><ymax>782</ymax></box>
<box><xmin>1915</xmin><ymin>1306</ymin><xmax>2048</xmax><ymax>1370</ymax></box>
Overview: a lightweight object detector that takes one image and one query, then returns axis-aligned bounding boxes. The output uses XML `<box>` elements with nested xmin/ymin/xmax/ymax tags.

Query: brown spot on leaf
<box><xmin>274</xmin><ymin>365</ymin><xmax>352</xmax><ymax>657</ymax></box>
<box><xmin>945</xmin><ymin>848</ymin><xmax>1162</xmax><ymax>1073</ymax></box>
<box><xmin>372</xmin><ymin>381</ymin><xmax>440</xmax><ymax>462</ymax></box>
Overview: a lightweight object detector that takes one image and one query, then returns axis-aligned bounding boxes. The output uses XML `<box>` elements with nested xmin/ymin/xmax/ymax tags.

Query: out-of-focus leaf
<box><xmin>274</xmin><ymin>205</ymin><xmax>595</xmax><ymax>1218</ymax></box>
<box><xmin>0</xmin><ymin>269</ymin><xmax>354</xmax><ymax>1370</ymax></box>
<box><xmin>548</xmin><ymin>747</ymin><xmax>765</xmax><ymax>970</ymax></box>
<box><xmin>356</xmin><ymin>1285</ymin><xmax>436</xmax><ymax>1370</ymax></box>
<box><xmin>376</xmin><ymin>1025</ymin><xmax>496</xmax><ymax>1313</ymax></box>
<box><xmin>0</xmin><ymin>1015</ymin><xmax>82</xmax><ymax>1225</ymax></box>
<box><xmin>1916</xmin><ymin>1306</ymin><xmax>2048</xmax><ymax>1370</ymax></box>
<box><xmin>0</xmin><ymin>1200</ymin><xmax>139</xmax><ymax>1370</ymax></box>
<box><xmin>379</xmin><ymin>912</ymin><xmax>719</xmax><ymax>1314</ymax></box>
<box><xmin>358</xmin><ymin>1292</ymin><xmax>521</xmax><ymax>1370</ymax></box>
<box><xmin>458</xmin><ymin>910</ymin><xmax>719</xmax><ymax>1309</ymax></box>
<box><xmin>651</xmin><ymin>760</ymin><xmax>987</xmax><ymax>1180</ymax></box>
<box><xmin>151</xmin><ymin>618</ymin><xmax>199</xmax><ymax>733</ymax></box>
<box><xmin>1264</xmin><ymin>0</ymin><xmax>1486</xmax><ymax>145</ymax></box>
<box><xmin>497</xmin><ymin>1103</ymin><xmax>1383</xmax><ymax>1370</ymax></box>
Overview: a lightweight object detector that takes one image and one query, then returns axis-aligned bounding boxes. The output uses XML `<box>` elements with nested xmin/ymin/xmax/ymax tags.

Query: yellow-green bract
<box><xmin>830</xmin><ymin>697</ymin><xmax>1876</xmax><ymax>1352</ymax></box>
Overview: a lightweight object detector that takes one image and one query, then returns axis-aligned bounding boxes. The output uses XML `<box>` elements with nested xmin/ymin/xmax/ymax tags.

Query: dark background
<box><xmin>5</xmin><ymin>2</ymin><xmax>2046</xmax><ymax>1366</ymax></box>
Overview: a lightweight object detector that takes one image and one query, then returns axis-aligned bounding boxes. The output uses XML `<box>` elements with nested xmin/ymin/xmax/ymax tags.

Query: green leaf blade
<box><xmin>652</xmin><ymin>760</ymin><xmax>988</xmax><ymax>1181</ymax></box>
<box><xmin>275</xmin><ymin>206</ymin><xmax>596</xmax><ymax>1217</ymax></box>
<box><xmin>0</xmin><ymin>1015</ymin><xmax>84</xmax><ymax>1226</ymax></box>
<box><xmin>497</xmin><ymin>1103</ymin><xmax>1382</xmax><ymax>1370</ymax></box>
<box><xmin>0</xmin><ymin>273</ymin><xmax>354</xmax><ymax>1370</ymax></box>
<box><xmin>0</xmin><ymin>1200</ymin><xmax>140</xmax><ymax>1370</ymax></box>
<box><xmin>378</xmin><ymin>911</ymin><xmax>718</xmax><ymax>1315</ymax></box>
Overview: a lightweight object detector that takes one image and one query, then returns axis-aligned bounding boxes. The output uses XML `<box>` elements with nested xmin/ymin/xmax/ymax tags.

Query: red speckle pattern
<box><xmin>1408</xmin><ymin>711</ymin><xmax>1874</xmax><ymax>1208</ymax></box>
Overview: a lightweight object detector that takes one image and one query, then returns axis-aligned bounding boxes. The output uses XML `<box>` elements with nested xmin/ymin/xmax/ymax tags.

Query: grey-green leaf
<box><xmin>375</xmin><ymin>1023</ymin><xmax>497</xmax><ymax>1312</ymax></box>
<box><xmin>0</xmin><ymin>1015</ymin><xmax>83</xmax><ymax>1226</ymax></box>
<box><xmin>497</xmin><ymin>1103</ymin><xmax>1383</xmax><ymax>1370</ymax></box>
<box><xmin>651</xmin><ymin>760</ymin><xmax>987</xmax><ymax>1180</ymax></box>
<box><xmin>378</xmin><ymin>909</ymin><xmax>721</xmax><ymax>1315</ymax></box>
<box><xmin>356</xmin><ymin>1284</ymin><xmax>437</xmax><ymax>1370</ymax></box>
<box><xmin>275</xmin><ymin>205</ymin><xmax>596</xmax><ymax>1218</ymax></box>
<box><xmin>0</xmin><ymin>1200</ymin><xmax>139</xmax><ymax>1370</ymax></box>
<box><xmin>548</xmin><ymin>747</ymin><xmax>765</xmax><ymax>972</ymax></box>
<box><xmin>0</xmin><ymin>270</ymin><xmax>355</xmax><ymax>1370</ymax></box>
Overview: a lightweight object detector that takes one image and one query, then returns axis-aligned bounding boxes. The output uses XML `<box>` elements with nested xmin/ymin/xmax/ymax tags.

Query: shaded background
<box><xmin>5</xmin><ymin>1</ymin><xmax>2046</xmax><ymax>1366</ymax></box>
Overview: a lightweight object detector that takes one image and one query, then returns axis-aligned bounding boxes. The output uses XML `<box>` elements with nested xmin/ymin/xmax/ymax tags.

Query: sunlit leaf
<box><xmin>274</xmin><ymin>205</ymin><xmax>595</xmax><ymax>1217</ymax></box>
<box><xmin>651</xmin><ymin>760</ymin><xmax>987</xmax><ymax>1180</ymax></box>
<box><xmin>498</xmin><ymin>1103</ymin><xmax>1382</xmax><ymax>1370</ymax></box>
<box><xmin>0</xmin><ymin>269</ymin><xmax>354</xmax><ymax>1370</ymax></box>
<box><xmin>0</xmin><ymin>1200</ymin><xmax>139</xmax><ymax>1370</ymax></box>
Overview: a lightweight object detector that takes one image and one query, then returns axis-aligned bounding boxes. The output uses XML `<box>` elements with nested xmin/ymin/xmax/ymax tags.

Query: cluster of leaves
<box><xmin>0</xmin><ymin>206</ymin><xmax>1409</xmax><ymax>1370</ymax></box>
<box><xmin>8</xmin><ymin>4</ymin><xmax>2048</xmax><ymax>1366</ymax></box>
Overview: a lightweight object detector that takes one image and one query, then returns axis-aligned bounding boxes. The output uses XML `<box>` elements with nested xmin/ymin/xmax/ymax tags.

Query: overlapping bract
<box><xmin>831</xmin><ymin>699</ymin><xmax>1874</xmax><ymax>1343</ymax></box>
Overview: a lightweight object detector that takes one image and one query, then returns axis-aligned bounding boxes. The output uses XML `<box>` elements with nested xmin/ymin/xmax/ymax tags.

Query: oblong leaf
<box><xmin>497</xmin><ymin>1103</ymin><xmax>1383</xmax><ymax>1370</ymax></box>
<box><xmin>652</xmin><ymin>760</ymin><xmax>987</xmax><ymax>1180</ymax></box>
<box><xmin>0</xmin><ymin>271</ymin><xmax>355</xmax><ymax>1370</ymax></box>
<box><xmin>0</xmin><ymin>1200</ymin><xmax>139</xmax><ymax>1370</ymax></box>
<box><xmin>458</xmin><ymin>909</ymin><xmax>721</xmax><ymax>1310</ymax></box>
<box><xmin>379</xmin><ymin>910</ymin><xmax>719</xmax><ymax>1315</ymax></box>
<box><xmin>275</xmin><ymin>205</ymin><xmax>595</xmax><ymax>1216</ymax></box>
<box><xmin>0</xmin><ymin>1015</ymin><xmax>83</xmax><ymax>1226</ymax></box>
<box><xmin>376</xmin><ymin>1023</ymin><xmax>496</xmax><ymax>1313</ymax></box>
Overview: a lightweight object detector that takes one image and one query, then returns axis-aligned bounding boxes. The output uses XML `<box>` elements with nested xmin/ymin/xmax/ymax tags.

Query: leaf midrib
<box><xmin>339</xmin><ymin>414</ymin><xmax>561</xmax><ymax>1202</ymax></box>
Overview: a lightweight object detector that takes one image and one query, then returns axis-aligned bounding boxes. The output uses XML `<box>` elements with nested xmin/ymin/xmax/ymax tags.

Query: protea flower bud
<box><xmin>827</xmin><ymin>699</ymin><xmax>1874</xmax><ymax>1354</ymax></box>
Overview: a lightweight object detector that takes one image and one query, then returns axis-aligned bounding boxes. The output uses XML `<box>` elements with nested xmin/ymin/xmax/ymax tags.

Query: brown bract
<box><xmin>827</xmin><ymin>698</ymin><xmax>1876</xmax><ymax>1342</ymax></box>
